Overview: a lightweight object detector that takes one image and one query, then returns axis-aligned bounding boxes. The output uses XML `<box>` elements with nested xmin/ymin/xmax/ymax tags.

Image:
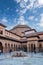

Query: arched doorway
<box><xmin>33</xmin><ymin>44</ymin><xmax>36</xmax><ymax>53</ymax></box>
<box><xmin>22</xmin><ymin>45</ymin><xmax>27</xmax><ymax>52</ymax></box>
<box><xmin>29</xmin><ymin>44</ymin><xmax>30</xmax><ymax>52</ymax></box>
<box><xmin>5</xmin><ymin>43</ymin><xmax>8</xmax><ymax>53</ymax></box>
<box><xmin>0</xmin><ymin>42</ymin><xmax>3</xmax><ymax>53</ymax></box>
<box><xmin>39</xmin><ymin>44</ymin><xmax>42</xmax><ymax>52</ymax></box>
<box><xmin>31</xmin><ymin>44</ymin><xmax>33</xmax><ymax>52</ymax></box>
<box><xmin>8</xmin><ymin>44</ymin><xmax>10</xmax><ymax>52</ymax></box>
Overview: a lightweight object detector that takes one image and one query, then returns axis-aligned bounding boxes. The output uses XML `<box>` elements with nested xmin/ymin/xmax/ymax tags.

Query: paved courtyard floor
<box><xmin>0</xmin><ymin>52</ymin><xmax>43</xmax><ymax>65</ymax></box>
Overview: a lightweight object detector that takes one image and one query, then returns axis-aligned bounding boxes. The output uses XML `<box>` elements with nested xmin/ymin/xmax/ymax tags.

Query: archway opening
<box><xmin>0</xmin><ymin>42</ymin><xmax>3</xmax><ymax>53</ymax></box>
<box><xmin>39</xmin><ymin>44</ymin><xmax>42</xmax><ymax>52</ymax></box>
<box><xmin>31</xmin><ymin>44</ymin><xmax>33</xmax><ymax>52</ymax></box>
<box><xmin>22</xmin><ymin>45</ymin><xmax>27</xmax><ymax>52</ymax></box>
<box><xmin>33</xmin><ymin>44</ymin><xmax>36</xmax><ymax>53</ymax></box>
<box><xmin>5</xmin><ymin>43</ymin><xmax>7</xmax><ymax>53</ymax></box>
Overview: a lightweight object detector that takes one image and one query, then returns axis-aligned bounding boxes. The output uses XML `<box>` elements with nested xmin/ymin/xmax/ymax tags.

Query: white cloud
<box><xmin>29</xmin><ymin>16</ymin><xmax>34</xmax><ymax>20</ymax></box>
<box><xmin>15</xmin><ymin>0</ymin><xmax>43</xmax><ymax>10</ymax></box>
<box><xmin>38</xmin><ymin>0</ymin><xmax>43</xmax><ymax>6</ymax></box>
<box><xmin>35</xmin><ymin>18</ymin><xmax>38</xmax><ymax>21</ymax></box>
<box><xmin>15</xmin><ymin>0</ymin><xmax>38</xmax><ymax>15</ymax></box>
<box><xmin>24</xmin><ymin>0</ymin><xmax>28</xmax><ymax>2</ymax></box>
<box><xmin>37</xmin><ymin>13</ymin><xmax>43</xmax><ymax>27</ymax></box>
<box><xmin>20</xmin><ymin>0</ymin><xmax>34</xmax><ymax>9</ymax></box>
<box><xmin>19</xmin><ymin>0</ymin><xmax>35</xmax><ymax>14</ymax></box>
<box><xmin>20</xmin><ymin>8</ymin><xmax>27</xmax><ymax>15</ymax></box>
<box><xmin>15</xmin><ymin>0</ymin><xmax>28</xmax><ymax>3</ymax></box>
<box><xmin>17</xmin><ymin>16</ymin><xmax>28</xmax><ymax>25</ymax></box>
<box><xmin>29</xmin><ymin>0</ymin><xmax>43</xmax><ymax>8</ymax></box>
<box><xmin>20</xmin><ymin>0</ymin><xmax>26</xmax><ymax>8</ymax></box>
<box><xmin>1</xmin><ymin>17</ymin><xmax>8</xmax><ymax>23</ymax></box>
<box><xmin>15</xmin><ymin>0</ymin><xmax>28</xmax><ymax>8</ymax></box>
<box><xmin>13</xmin><ymin>15</ymin><xmax>29</xmax><ymax>25</ymax></box>
<box><xmin>15</xmin><ymin>0</ymin><xmax>21</xmax><ymax>3</ymax></box>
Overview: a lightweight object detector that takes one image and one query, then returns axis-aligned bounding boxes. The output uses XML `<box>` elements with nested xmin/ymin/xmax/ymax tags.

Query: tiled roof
<box><xmin>5</xmin><ymin>29</ymin><xmax>22</xmax><ymax>38</ymax></box>
<box><xmin>25</xmin><ymin>32</ymin><xmax>39</xmax><ymax>38</ymax></box>
<box><xmin>24</xmin><ymin>29</ymin><xmax>36</xmax><ymax>32</ymax></box>
<box><xmin>10</xmin><ymin>24</ymin><xmax>31</xmax><ymax>31</ymax></box>
<box><xmin>0</xmin><ymin>23</ymin><xmax>6</xmax><ymax>27</ymax></box>
<box><xmin>38</xmin><ymin>37</ymin><xmax>43</xmax><ymax>42</ymax></box>
<box><xmin>37</xmin><ymin>32</ymin><xmax>43</xmax><ymax>35</ymax></box>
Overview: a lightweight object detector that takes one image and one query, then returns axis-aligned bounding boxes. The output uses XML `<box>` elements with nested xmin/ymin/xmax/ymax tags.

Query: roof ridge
<box><xmin>10</xmin><ymin>24</ymin><xmax>31</xmax><ymax>31</ymax></box>
<box><xmin>0</xmin><ymin>23</ymin><xmax>6</xmax><ymax>27</ymax></box>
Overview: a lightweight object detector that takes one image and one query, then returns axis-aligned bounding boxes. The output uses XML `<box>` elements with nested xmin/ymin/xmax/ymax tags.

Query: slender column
<box><xmin>34</xmin><ymin>41</ymin><xmax>38</xmax><ymax>52</ymax></box>
<box><xmin>27</xmin><ymin>42</ymin><xmax>31</xmax><ymax>52</ymax></box>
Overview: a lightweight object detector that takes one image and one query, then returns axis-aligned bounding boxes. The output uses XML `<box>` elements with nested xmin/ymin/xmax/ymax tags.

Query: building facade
<box><xmin>0</xmin><ymin>23</ymin><xmax>43</xmax><ymax>53</ymax></box>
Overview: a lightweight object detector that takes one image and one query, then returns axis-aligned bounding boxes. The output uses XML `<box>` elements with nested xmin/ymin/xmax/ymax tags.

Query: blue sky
<box><xmin>0</xmin><ymin>0</ymin><xmax>43</xmax><ymax>31</ymax></box>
